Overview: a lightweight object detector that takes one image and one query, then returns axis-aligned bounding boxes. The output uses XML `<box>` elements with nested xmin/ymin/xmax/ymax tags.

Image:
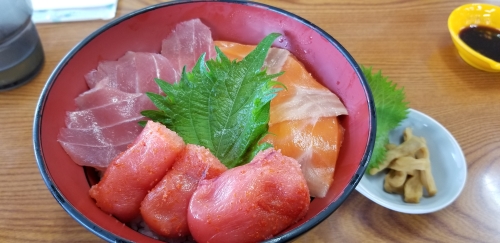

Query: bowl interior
<box><xmin>34</xmin><ymin>1</ymin><xmax>374</xmax><ymax>242</ymax></box>
<box><xmin>356</xmin><ymin>109</ymin><xmax>467</xmax><ymax>214</ymax></box>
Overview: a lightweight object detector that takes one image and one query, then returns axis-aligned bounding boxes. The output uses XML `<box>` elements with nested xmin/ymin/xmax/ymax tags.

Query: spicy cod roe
<box><xmin>89</xmin><ymin>121</ymin><xmax>185</xmax><ymax>222</ymax></box>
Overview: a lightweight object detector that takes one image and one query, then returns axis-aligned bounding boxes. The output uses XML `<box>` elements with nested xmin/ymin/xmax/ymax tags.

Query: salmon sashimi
<box><xmin>215</xmin><ymin>41</ymin><xmax>347</xmax><ymax>125</ymax></box>
<box><xmin>187</xmin><ymin>148</ymin><xmax>310</xmax><ymax>243</ymax></box>
<box><xmin>215</xmin><ymin>41</ymin><xmax>347</xmax><ymax>198</ymax></box>
<box><xmin>215</xmin><ymin>41</ymin><xmax>290</xmax><ymax>75</ymax></box>
<box><xmin>268</xmin><ymin>55</ymin><xmax>348</xmax><ymax>125</ymax></box>
<box><xmin>89</xmin><ymin>121</ymin><xmax>185</xmax><ymax>222</ymax></box>
<box><xmin>140</xmin><ymin>144</ymin><xmax>227</xmax><ymax>238</ymax></box>
<box><xmin>262</xmin><ymin>117</ymin><xmax>344</xmax><ymax>198</ymax></box>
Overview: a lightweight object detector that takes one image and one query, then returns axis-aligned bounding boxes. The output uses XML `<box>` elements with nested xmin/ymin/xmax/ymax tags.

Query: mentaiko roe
<box><xmin>140</xmin><ymin>144</ymin><xmax>227</xmax><ymax>238</ymax></box>
<box><xmin>187</xmin><ymin>148</ymin><xmax>310</xmax><ymax>243</ymax></box>
<box><xmin>89</xmin><ymin>121</ymin><xmax>185</xmax><ymax>222</ymax></box>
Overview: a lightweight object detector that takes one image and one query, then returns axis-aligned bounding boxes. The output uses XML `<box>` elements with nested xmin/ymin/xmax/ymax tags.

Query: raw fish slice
<box><xmin>89</xmin><ymin>121</ymin><xmax>185</xmax><ymax>222</ymax></box>
<box><xmin>59</xmin><ymin>142</ymin><xmax>129</xmax><ymax>171</ymax></box>
<box><xmin>94</xmin><ymin>60</ymin><xmax>122</xmax><ymax>88</ymax></box>
<box><xmin>84</xmin><ymin>70</ymin><xmax>104</xmax><ymax>89</ymax></box>
<box><xmin>59</xmin><ymin>118</ymin><xmax>144</xmax><ymax>146</ymax></box>
<box><xmin>113</xmin><ymin>52</ymin><xmax>179</xmax><ymax>93</ymax></box>
<box><xmin>58</xmin><ymin>118</ymin><xmax>145</xmax><ymax>169</ymax></box>
<box><xmin>161</xmin><ymin>19</ymin><xmax>215</xmax><ymax>72</ymax></box>
<box><xmin>270</xmin><ymin>55</ymin><xmax>347</xmax><ymax>125</ymax></box>
<box><xmin>85</xmin><ymin>52</ymin><xmax>179</xmax><ymax>93</ymax></box>
<box><xmin>85</xmin><ymin>61</ymin><xmax>113</xmax><ymax>88</ymax></box>
<box><xmin>187</xmin><ymin>148</ymin><xmax>310</xmax><ymax>243</ymax></box>
<box><xmin>113</xmin><ymin>52</ymin><xmax>138</xmax><ymax>93</ymax></box>
<box><xmin>214</xmin><ymin>41</ymin><xmax>347</xmax><ymax>125</ymax></box>
<box><xmin>74</xmin><ymin>85</ymin><xmax>142</xmax><ymax>110</ymax></box>
<box><xmin>140</xmin><ymin>144</ymin><xmax>227</xmax><ymax>238</ymax></box>
<box><xmin>65</xmin><ymin>93</ymin><xmax>154</xmax><ymax>129</ymax></box>
<box><xmin>105</xmin><ymin>52</ymin><xmax>161</xmax><ymax>93</ymax></box>
<box><xmin>215</xmin><ymin>41</ymin><xmax>346</xmax><ymax>198</ymax></box>
<box><xmin>215</xmin><ymin>40</ymin><xmax>289</xmax><ymax>75</ymax></box>
<box><xmin>263</xmin><ymin>117</ymin><xmax>344</xmax><ymax>198</ymax></box>
<box><xmin>86</xmin><ymin>57</ymin><xmax>133</xmax><ymax>91</ymax></box>
<box><xmin>270</xmin><ymin>86</ymin><xmax>347</xmax><ymax>123</ymax></box>
<box><xmin>265</xmin><ymin>48</ymin><xmax>290</xmax><ymax>75</ymax></box>
<box><xmin>135</xmin><ymin>52</ymin><xmax>180</xmax><ymax>93</ymax></box>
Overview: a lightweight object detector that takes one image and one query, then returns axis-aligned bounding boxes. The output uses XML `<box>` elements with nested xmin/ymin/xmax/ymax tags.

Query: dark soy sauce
<box><xmin>459</xmin><ymin>25</ymin><xmax>500</xmax><ymax>62</ymax></box>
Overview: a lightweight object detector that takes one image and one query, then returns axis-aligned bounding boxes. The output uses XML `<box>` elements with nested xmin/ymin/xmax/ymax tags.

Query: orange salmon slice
<box><xmin>263</xmin><ymin>117</ymin><xmax>344</xmax><ymax>198</ymax></box>
<box><xmin>215</xmin><ymin>41</ymin><xmax>347</xmax><ymax>198</ymax></box>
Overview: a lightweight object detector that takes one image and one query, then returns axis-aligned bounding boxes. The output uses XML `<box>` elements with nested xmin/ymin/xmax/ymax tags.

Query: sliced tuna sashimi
<box><xmin>263</xmin><ymin>116</ymin><xmax>344</xmax><ymax>198</ymax></box>
<box><xmin>84</xmin><ymin>61</ymin><xmax>113</xmax><ymax>89</ymax></box>
<box><xmin>161</xmin><ymin>18</ymin><xmax>215</xmax><ymax>73</ymax></box>
<box><xmin>85</xmin><ymin>51</ymin><xmax>179</xmax><ymax>93</ymax></box>
<box><xmin>58</xmin><ymin>118</ymin><xmax>145</xmax><ymax>170</ymax></box>
<box><xmin>134</xmin><ymin>52</ymin><xmax>180</xmax><ymax>91</ymax></box>
<box><xmin>89</xmin><ymin>121</ymin><xmax>185</xmax><ymax>222</ymax></box>
<box><xmin>187</xmin><ymin>148</ymin><xmax>310</xmax><ymax>243</ymax></box>
<box><xmin>65</xmin><ymin>93</ymin><xmax>154</xmax><ymax>129</ymax></box>
<box><xmin>140</xmin><ymin>144</ymin><xmax>227</xmax><ymax>238</ymax></box>
<box><xmin>64</xmin><ymin>19</ymin><xmax>216</xmax><ymax>172</ymax></box>
<box><xmin>85</xmin><ymin>58</ymin><xmax>125</xmax><ymax>92</ymax></box>
<box><xmin>74</xmin><ymin>85</ymin><xmax>143</xmax><ymax>110</ymax></box>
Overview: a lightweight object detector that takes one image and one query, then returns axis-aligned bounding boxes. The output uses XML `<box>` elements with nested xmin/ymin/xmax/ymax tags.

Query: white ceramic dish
<box><xmin>356</xmin><ymin>108</ymin><xmax>467</xmax><ymax>214</ymax></box>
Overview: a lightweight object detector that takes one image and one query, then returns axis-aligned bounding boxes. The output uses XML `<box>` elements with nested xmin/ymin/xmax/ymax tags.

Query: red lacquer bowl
<box><xmin>33</xmin><ymin>1</ymin><xmax>375</xmax><ymax>242</ymax></box>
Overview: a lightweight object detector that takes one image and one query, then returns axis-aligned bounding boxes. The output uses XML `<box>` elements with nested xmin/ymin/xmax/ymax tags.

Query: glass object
<box><xmin>0</xmin><ymin>0</ymin><xmax>44</xmax><ymax>91</ymax></box>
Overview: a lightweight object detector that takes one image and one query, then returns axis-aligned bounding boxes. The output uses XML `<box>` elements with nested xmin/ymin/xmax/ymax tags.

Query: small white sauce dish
<box><xmin>356</xmin><ymin>108</ymin><xmax>467</xmax><ymax>214</ymax></box>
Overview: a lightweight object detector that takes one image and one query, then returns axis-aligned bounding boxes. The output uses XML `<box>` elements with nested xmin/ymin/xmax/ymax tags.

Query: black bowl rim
<box><xmin>33</xmin><ymin>0</ymin><xmax>376</xmax><ymax>242</ymax></box>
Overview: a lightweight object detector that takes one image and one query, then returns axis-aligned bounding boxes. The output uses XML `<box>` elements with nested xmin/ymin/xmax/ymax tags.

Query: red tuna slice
<box><xmin>74</xmin><ymin>85</ymin><xmax>143</xmax><ymax>110</ymax></box>
<box><xmin>134</xmin><ymin>52</ymin><xmax>180</xmax><ymax>92</ymax></box>
<box><xmin>89</xmin><ymin>121</ymin><xmax>185</xmax><ymax>222</ymax></box>
<box><xmin>85</xmin><ymin>52</ymin><xmax>179</xmax><ymax>93</ymax></box>
<box><xmin>84</xmin><ymin>62</ymin><xmax>111</xmax><ymax>89</ymax></box>
<box><xmin>65</xmin><ymin>93</ymin><xmax>154</xmax><ymax>129</ymax></box>
<box><xmin>187</xmin><ymin>148</ymin><xmax>310</xmax><ymax>243</ymax></box>
<box><xmin>161</xmin><ymin>18</ymin><xmax>215</xmax><ymax>73</ymax></box>
<box><xmin>85</xmin><ymin>60</ymin><xmax>123</xmax><ymax>90</ymax></box>
<box><xmin>140</xmin><ymin>144</ymin><xmax>227</xmax><ymax>238</ymax></box>
<box><xmin>58</xmin><ymin>118</ymin><xmax>145</xmax><ymax>170</ymax></box>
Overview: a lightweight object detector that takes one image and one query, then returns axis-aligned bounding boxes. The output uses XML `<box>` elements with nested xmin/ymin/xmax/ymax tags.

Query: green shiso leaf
<box><xmin>142</xmin><ymin>33</ymin><xmax>283</xmax><ymax>168</ymax></box>
<box><xmin>362</xmin><ymin>66</ymin><xmax>409</xmax><ymax>173</ymax></box>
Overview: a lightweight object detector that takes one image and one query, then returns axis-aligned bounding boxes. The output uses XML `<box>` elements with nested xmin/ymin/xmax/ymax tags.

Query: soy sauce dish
<box><xmin>356</xmin><ymin>109</ymin><xmax>467</xmax><ymax>214</ymax></box>
<box><xmin>448</xmin><ymin>3</ymin><xmax>500</xmax><ymax>72</ymax></box>
<box><xmin>33</xmin><ymin>1</ymin><xmax>375</xmax><ymax>242</ymax></box>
